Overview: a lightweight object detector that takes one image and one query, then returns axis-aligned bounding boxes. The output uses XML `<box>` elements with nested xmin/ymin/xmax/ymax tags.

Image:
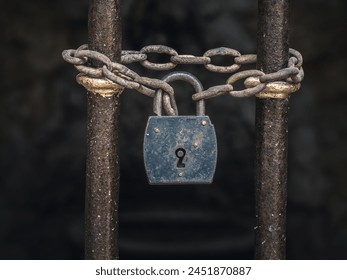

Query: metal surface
<box><xmin>144</xmin><ymin>116</ymin><xmax>217</xmax><ymax>185</ymax></box>
<box><xmin>62</xmin><ymin>45</ymin><xmax>303</xmax><ymax>103</ymax></box>
<box><xmin>255</xmin><ymin>0</ymin><xmax>290</xmax><ymax>260</ymax></box>
<box><xmin>61</xmin><ymin>3</ymin><xmax>304</xmax><ymax>257</ymax></box>
<box><xmin>140</xmin><ymin>45</ymin><xmax>178</xmax><ymax>70</ymax></box>
<box><xmin>245</xmin><ymin>76</ymin><xmax>301</xmax><ymax>99</ymax></box>
<box><xmin>76</xmin><ymin>73</ymin><xmax>124</xmax><ymax>97</ymax></box>
<box><xmin>153</xmin><ymin>71</ymin><xmax>204</xmax><ymax>116</ymax></box>
<box><xmin>203</xmin><ymin>47</ymin><xmax>241</xmax><ymax>73</ymax></box>
<box><xmin>145</xmin><ymin>71</ymin><xmax>216</xmax><ymax>185</ymax></box>
<box><xmin>85</xmin><ymin>0</ymin><xmax>122</xmax><ymax>260</ymax></box>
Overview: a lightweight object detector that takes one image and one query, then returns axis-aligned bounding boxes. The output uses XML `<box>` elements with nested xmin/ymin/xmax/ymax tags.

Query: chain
<box><xmin>62</xmin><ymin>44</ymin><xmax>304</xmax><ymax>111</ymax></box>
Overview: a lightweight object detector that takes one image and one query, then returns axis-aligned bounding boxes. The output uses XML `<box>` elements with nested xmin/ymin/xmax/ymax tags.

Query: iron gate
<box><xmin>62</xmin><ymin>0</ymin><xmax>303</xmax><ymax>260</ymax></box>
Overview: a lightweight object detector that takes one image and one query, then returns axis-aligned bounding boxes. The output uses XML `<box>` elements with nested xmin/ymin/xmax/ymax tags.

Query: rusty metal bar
<box><xmin>255</xmin><ymin>0</ymin><xmax>289</xmax><ymax>259</ymax></box>
<box><xmin>85</xmin><ymin>0</ymin><xmax>122</xmax><ymax>259</ymax></box>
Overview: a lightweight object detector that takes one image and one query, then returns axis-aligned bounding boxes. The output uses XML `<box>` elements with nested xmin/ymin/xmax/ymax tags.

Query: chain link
<box><xmin>62</xmin><ymin>44</ymin><xmax>304</xmax><ymax>110</ymax></box>
<box><xmin>170</xmin><ymin>55</ymin><xmax>211</xmax><ymax>65</ymax></box>
<box><xmin>203</xmin><ymin>47</ymin><xmax>242</xmax><ymax>73</ymax></box>
<box><xmin>139</xmin><ymin>45</ymin><xmax>178</xmax><ymax>71</ymax></box>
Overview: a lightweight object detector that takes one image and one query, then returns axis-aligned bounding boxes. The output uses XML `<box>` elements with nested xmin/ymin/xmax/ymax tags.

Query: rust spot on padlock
<box><xmin>144</xmin><ymin>116</ymin><xmax>217</xmax><ymax>185</ymax></box>
<box><xmin>143</xmin><ymin>72</ymin><xmax>217</xmax><ymax>185</ymax></box>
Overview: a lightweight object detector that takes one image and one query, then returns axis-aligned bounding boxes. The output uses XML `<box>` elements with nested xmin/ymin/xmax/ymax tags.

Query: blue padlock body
<box><xmin>143</xmin><ymin>116</ymin><xmax>217</xmax><ymax>185</ymax></box>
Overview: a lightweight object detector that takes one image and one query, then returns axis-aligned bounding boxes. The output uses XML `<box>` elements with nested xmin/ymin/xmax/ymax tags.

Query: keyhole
<box><xmin>175</xmin><ymin>148</ymin><xmax>186</xmax><ymax>168</ymax></box>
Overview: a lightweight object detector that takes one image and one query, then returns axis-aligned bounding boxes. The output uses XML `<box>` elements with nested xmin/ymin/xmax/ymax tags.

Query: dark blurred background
<box><xmin>1</xmin><ymin>0</ymin><xmax>346</xmax><ymax>259</ymax></box>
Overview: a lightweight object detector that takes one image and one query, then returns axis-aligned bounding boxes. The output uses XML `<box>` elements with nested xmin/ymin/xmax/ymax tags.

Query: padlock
<box><xmin>143</xmin><ymin>72</ymin><xmax>217</xmax><ymax>185</ymax></box>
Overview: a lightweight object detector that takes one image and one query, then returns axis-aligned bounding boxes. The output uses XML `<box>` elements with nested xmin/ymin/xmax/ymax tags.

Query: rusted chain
<box><xmin>62</xmin><ymin>44</ymin><xmax>304</xmax><ymax>104</ymax></box>
<box><xmin>140</xmin><ymin>45</ymin><xmax>178</xmax><ymax>70</ymax></box>
<box><xmin>203</xmin><ymin>47</ymin><xmax>241</xmax><ymax>73</ymax></box>
<box><xmin>171</xmin><ymin>55</ymin><xmax>211</xmax><ymax>65</ymax></box>
<box><xmin>245</xmin><ymin>76</ymin><xmax>301</xmax><ymax>99</ymax></box>
<box><xmin>227</xmin><ymin>70</ymin><xmax>266</xmax><ymax>98</ymax></box>
<box><xmin>234</xmin><ymin>54</ymin><xmax>257</xmax><ymax>65</ymax></box>
<box><xmin>192</xmin><ymin>84</ymin><xmax>233</xmax><ymax>101</ymax></box>
<box><xmin>121</xmin><ymin>51</ymin><xmax>147</xmax><ymax>64</ymax></box>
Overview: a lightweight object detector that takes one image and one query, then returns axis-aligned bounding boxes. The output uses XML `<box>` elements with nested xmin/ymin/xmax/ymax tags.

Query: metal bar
<box><xmin>255</xmin><ymin>0</ymin><xmax>289</xmax><ymax>259</ymax></box>
<box><xmin>85</xmin><ymin>0</ymin><xmax>122</xmax><ymax>260</ymax></box>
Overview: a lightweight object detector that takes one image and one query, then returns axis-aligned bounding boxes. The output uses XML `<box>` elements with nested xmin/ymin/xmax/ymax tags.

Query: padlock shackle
<box><xmin>153</xmin><ymin>71</ymin><xmax>205</xmax><ymax>116</ymax></box>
